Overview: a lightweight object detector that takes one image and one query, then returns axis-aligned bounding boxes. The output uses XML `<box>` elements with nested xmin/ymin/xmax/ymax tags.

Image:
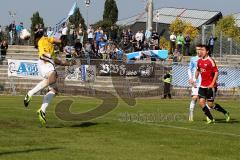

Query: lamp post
<box><xmin>146</xmin><ymin>0</ymin><xmax>153</xmax><ymax>31</ymax></box>
<box><xmin>85</xmin><ymin>0</ymin><xmax>90</xmax><ymax>27</ymax></box>
<box><xmin>8</xmin><ymin>11</ymin><xmax>16</xmax><ymax>21</ymax></box>
<box><xmin>8</xmin><ymin>11</ymin><xmax>16</xmax><ymax>45</ymax></box>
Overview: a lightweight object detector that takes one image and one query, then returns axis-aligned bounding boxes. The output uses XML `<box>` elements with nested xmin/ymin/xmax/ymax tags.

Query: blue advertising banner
<box><xmin>8</xmin><ymin>59</ymin><xmax>41</xmax><ymax>79</ymax></box>
<box><xmin>172</xmin><ymin>64</ymin><xmax>240</xmax><ymax>88</ymax></box>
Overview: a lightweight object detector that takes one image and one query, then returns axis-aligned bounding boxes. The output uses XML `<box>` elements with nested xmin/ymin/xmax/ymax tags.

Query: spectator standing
<box><xmin>68</xmin><ymin>24</ymin><xmax>75</xmax><ymax>46</ymax></box>
<box><xmin>34</xmin><ymin>24</ymin><xmax>44</xmax><ymax>48</ymax></box>
<box><xmin>170</xmin><ymin>32</ymin><xmax>176</xmax><ymax>54</ymax></box>
<box><xmin>61</xmin><ymin>23</ymin><xmax>68</xmax><ymax>47</ymax></box>
<box><xmin>184</xmin><ymin>34</ymin><xmax>191</xmax><ymax>56</ymax></box>
<box><xmin>0</xmin><ymin>40</ymin><xmax>8</xmax><ymax>60</ymax></box>
<box><xmin>103</xmin><ymin>31</ymin><xmax>108</xmax><ymax>41</ymax></box>
<box><xmin>176</xmin><ymin>33</ymin><xmax>185</xmax><ymax>54</ymax></box>
<box><xmin>145</xmin><ymin>27</ymin><xmax>152</xmax><ymax>44</ymax></box>
<box><xmin>0</xmin><ymin>25</ymin><xmax>3</xmax><ymax>42</ymax></box>
<box><xmin>87</xmin><ymin>25</ymin><xmax>94</xmax><ymax>44</ymax></box>
<box><xmin>95</xmin><ymin>27</ymin><xmax>103</xmax><ymax>46</ymax></box>
<box><xmin>135</xmin><ymin>31</ymin><xmax>143</xmax><ymax>43</ymax></box>
<box><xmin>151</xmin><ymin>30</ymin><xmax>159</xmax><ymax>50</ymax></box>
<box><xmin>9</xmin><ymin>21</ymin><xmax>16</xmax><ymax>45</ymax></box>
<box><xmin>47</xmin><ymin>27</ymin><xmax>54</xmax><ymax>37</ymax></box>
<box><xmin>126</xmin><ymin>28</ymin><xmax>133</xmax><ymax>42</ymax></box>
<box><xmin>16</xmin><ymin>22</ymin><xmax>24</xmax><ymax>45</ymax></box>
<box><xmin>109</xmin><ymin>26</ymin><xmax>118</xmax><ymax>42</ymax></box>
<box><xmin>77</xmin><ymin>24</ymin><xmax>84</xmax><ymax>44</ymax></box>
<box><xmin>208</xmin><ymin>35</ymin><xmax>216</xmax><ymax>56</ymax></box>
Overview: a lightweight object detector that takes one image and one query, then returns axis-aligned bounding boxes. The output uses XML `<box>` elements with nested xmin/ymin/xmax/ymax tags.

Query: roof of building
<box><xmin>116</xmin><ymin>7</ymin><xmax>222</xmax><ymax>28</ymax></box>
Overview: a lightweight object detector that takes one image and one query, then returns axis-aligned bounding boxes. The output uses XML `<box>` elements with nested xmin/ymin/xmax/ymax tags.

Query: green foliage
<box><xmin>93</xmin><ymin>20</ymin><xmax>114</xmax><ymax>31</ymax></box>
<box><xmin>30</xmin><ymin>12</ymin><xmax>44</xmax><ymax>34</ymax></box>
<box><xmin>103</xmin><ymin>0</ymin><xmax>119</xmax><ymax>24</ymax></box>
<box><xmin>69</xmin><ymin>7</ymin><xmax>87</xmax><ymax>30</ymax></box>
<box><xmin>216</xmin><ymin>15</ymin><xmax>240</xmax><ymax>41</ymax></box>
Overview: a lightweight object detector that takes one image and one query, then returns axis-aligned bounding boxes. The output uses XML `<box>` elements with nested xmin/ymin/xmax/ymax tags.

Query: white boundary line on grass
<box><xmin>130</xmin><ymin>121</ymin><xmax>240</xmax><ymax>138</ymax></box>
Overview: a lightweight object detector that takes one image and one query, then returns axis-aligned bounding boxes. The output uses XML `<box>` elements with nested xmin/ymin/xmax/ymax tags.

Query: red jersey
<box><xmin>197</xmin><ymin>56</ymin><xmax>218</xmax><ymax>87</ymax></box>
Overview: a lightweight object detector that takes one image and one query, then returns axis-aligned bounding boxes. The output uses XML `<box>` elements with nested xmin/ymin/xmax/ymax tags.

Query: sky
<box><xmin>0</xmin><ymin>0</ymin><xmax>239</xmax><ymax>28</ymax></box>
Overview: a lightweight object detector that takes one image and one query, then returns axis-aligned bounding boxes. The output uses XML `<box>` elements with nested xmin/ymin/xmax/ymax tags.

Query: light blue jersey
<box><xmin>188</xmin><ymin>56</ymin><xmax>201</xmax><ymax>87</ymax></box>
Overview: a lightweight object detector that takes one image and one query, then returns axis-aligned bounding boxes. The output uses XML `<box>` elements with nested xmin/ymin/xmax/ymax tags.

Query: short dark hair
<box><xmin>196</xmin><ymin>44</ymin><xmax>203</xmax><ymax>48</ymax></box>
<box><xmin>201</xmin><ymin>45</ymin><xmax>210</xmax><ymax>51</ymax></box>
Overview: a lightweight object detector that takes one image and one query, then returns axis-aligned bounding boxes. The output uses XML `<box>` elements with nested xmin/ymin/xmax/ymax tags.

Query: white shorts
<box><xmin>191</xmin><ymin>87</ymin><xmax>199</xmax><ymax>96</ymax></box>
<box><xmin>38</xmin><ymin>59</ymin><xmax>56</xmax><ymax>79</ymax></box>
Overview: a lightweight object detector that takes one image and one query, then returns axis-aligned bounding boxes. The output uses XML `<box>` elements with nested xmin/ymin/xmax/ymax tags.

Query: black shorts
<box><xmin>198</xmin><ymin>87</ymin><xmax>217</xmax><ymax>102</ymax></box>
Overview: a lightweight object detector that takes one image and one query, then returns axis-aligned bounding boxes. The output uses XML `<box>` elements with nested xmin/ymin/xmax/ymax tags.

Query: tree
<box><xmin>93</xmin><ymin>19</ymin><xmax>114</xmax><ymax>32</ymax></box>
<box><xmin>183</xmin><ymin>23</ymin><xmax>199</xmax><ymax>39</ymax></box>
<box><xmin>103</xmin><ymin>0</ymin><xmax>118</xmax><ymax>24</ymax></box>
<box><xmin>69</xmin><ymin>7</ymin><xmax>87</xmax><ymax>30</ymax></box>
<box><xmin>30</xmin><ymin>12</ymin><xmax>44</xmax><ymax>34</ymax></box>
<box><xmin>216</xmin><ymin>15</ymin><xmax>240</xmax><ymax>40</ymax></box>
<box><xmin>170</xmin><ymin>18</ymin><xmax>199</xmax><ymax>39</ymax></box>
<box><xmin>169</xmin><ymin>18</ymin><xmax>185</xmax><ymax>35</ymax></box>
<box><xmin>159</xmin><ymin>37</ymin><xmax>170</xmax><ymax>50</ymax></box>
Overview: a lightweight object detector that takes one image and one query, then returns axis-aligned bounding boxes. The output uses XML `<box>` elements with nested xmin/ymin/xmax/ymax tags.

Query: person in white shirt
<box><xmin>61</xmin><ymin>23</ymin><xmax>68</xmax><ymax>46</ymax></box>
<box><xmin>87</xmin><ymin>25</ymin><xmax>94</xmax><ymax>43</ymax></box>
<box><xmin>170</xmin><ymin>32</ymin><xmax>176</xmax><ymax>54</ymax></box>
<box><xmin>135</xmin><ymin>31</ymin><xmax>144</xmax><ymax>43</ymax></box>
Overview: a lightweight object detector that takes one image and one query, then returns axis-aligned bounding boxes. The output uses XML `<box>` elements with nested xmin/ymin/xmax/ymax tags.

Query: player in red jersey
<box><xmin>195</xmin><ymin>45</ymin><xmax>230</xmax><ymax>124</ymax></box>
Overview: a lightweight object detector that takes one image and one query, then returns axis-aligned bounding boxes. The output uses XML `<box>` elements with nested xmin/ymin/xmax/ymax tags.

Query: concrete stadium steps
<box><xmin>6</xmin><ymin>51</ymin><xmax>38</xmax><ymax>60</ymax></box>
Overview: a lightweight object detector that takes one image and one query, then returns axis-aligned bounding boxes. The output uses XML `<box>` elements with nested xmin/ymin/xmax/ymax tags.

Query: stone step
<box><xmin>8</xmin><ymin>45</ymin><xmax>35</xmax><ymax>50</ymax></box>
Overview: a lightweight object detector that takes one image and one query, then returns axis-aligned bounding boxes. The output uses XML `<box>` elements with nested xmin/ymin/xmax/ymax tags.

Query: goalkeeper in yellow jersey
<box><xmin>24</xmin><ymin>32</ymin><xmax>74</xmax><ymax>127</ymax></box>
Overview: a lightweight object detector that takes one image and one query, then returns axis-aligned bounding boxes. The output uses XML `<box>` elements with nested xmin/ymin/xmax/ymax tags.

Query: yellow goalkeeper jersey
<box><xmin>38</xmin><ymin>37</ymin><xmax>56</xmax><ymax>59</ymax></box>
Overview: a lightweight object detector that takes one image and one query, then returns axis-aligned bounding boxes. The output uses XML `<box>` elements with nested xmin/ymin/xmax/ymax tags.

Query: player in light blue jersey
<box><xmin>187</xmin><ymin>44</ymin><xmax>202</xmax><ymax>121</ymax></box>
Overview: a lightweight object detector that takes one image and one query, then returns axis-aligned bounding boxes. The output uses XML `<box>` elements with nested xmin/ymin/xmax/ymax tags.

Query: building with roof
<box><xmin>117</xmin><ymin>7</ymin><xmax>222</xmax><ymax>37</ymax></box>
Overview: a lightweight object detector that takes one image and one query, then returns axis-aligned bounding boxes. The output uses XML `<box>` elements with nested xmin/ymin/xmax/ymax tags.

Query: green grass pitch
<box><xmin>0</xmin><ymin>96</ymin><xmax>239</xmax><ymax>160</ymax></box>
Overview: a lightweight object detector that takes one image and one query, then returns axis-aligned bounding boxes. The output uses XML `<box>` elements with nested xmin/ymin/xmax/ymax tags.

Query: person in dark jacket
<box><xmin>184</xmin><ymin>34</ymin><xmax>191</xmax><ymax>56</ymax></box>
<box><xmin>162</xmin><ymin>71</ymin><xmax>172</xmax><ymax>99</ymax></box>
<box><xmin>1</xmin><ymin>40</ymin><xmax>8</xmax><ymax>60</ymax></box>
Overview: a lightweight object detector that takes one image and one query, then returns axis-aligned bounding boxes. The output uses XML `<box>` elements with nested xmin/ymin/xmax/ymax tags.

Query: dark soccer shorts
<box><xmin>198</xmin><ymin>87</ymin><xmax>217</xmax><ymax>102</ymax></box>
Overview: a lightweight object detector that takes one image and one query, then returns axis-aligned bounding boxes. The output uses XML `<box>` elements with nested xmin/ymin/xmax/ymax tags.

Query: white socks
<box><xmin>28</xmin><ymin>79</ymin><xmax>49</xmax><ymax>97</ymax></box>
<box><xmin>189</xmin><ymin>100</ymin><xmax>197</xmax><ymax>120</ymax></box>
<box><xmin>41</xmin><ymin>91</ymin><xmax>55</xmax><ymax>113</ymax></box>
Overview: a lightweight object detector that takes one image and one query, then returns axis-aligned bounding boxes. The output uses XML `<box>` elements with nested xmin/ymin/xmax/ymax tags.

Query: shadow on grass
<box><xmin>215</xmin><ymin>118</ymin><xmax>239</xmax><ymax>124</ymax></box>
<box><xmin>70</xmin><ymin>122</ymin><xmax>99</xmax><ymax>128</ymax></box>
<box><xmin>0</xmin><ymin>147</ymin><xmax>63</xmax><ymax>156</ymax></box>
<box><xmin>46</xmin><ymin>122</ymin><xmax>99</xmax><ymax>128</ymax></box>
